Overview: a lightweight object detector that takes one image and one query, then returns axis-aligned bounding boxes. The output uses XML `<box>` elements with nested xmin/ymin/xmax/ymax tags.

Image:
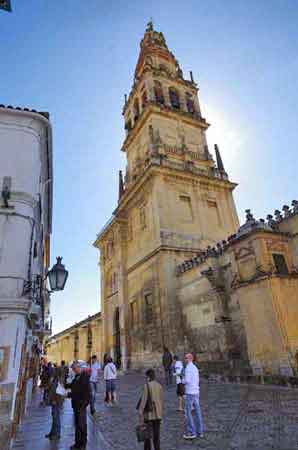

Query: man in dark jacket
<box><xmin>67</xmin><ymin>362</ymin><xmax>91</xmax><ymax>450</ymax></box>
<box><xmin>162</xmin><ymin>347</ymin><xmax>173</xmax><ymax>386</ymax></box>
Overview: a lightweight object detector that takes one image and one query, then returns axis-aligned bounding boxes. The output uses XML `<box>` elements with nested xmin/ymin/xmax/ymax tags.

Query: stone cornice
<box><xmin>0</xmin><ymin>298</ymin><xmax>31</xmax><ymax>315</ymax></box>
<box><xmin>46</xmin><ymin>311</ymin><xmax>101</xmax><ymax>343</ymax></box>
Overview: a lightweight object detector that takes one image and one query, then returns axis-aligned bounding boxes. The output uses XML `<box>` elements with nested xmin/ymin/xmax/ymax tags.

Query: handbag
<box><xmin>56</xmin><ymin>382</ymin><xmax>66</xmax><ymax>397</ymax></box>
<box><xmin>135</xmin><ymin>423</ymin><xmax>153</xmax><ymax>442</ymax></box>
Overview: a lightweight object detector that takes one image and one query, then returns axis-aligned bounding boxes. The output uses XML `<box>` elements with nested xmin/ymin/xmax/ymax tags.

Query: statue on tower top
<box><xmin>146</xmin><ymin>19</ymin><xmax>154</xmax><ymax>32</ymax></box>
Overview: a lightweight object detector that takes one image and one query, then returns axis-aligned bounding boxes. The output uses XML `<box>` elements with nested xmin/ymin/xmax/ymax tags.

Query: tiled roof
<box><xmin>0</xmin><ymin>103</ymin><xmax>50</xmax><ymax>119</ymax></box>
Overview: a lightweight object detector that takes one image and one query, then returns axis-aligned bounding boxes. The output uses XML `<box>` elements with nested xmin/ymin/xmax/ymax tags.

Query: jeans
<box><xmin>74</xmin><ymin>406</ymin><xmax>87</xmax><ymax>447</ymax></box>
<box><xmin>90</xmin><ymin>382</ymin><xmax>97</xmax><ymax>411</ymax></box>
<box><xmin>144</xmin><ymin>419</ymin><xmax>161</xmax><ymax>450</ymax></box>
<box><xmin>185</xmin><ymin>394</ymin><xmax>204</xmax><ymax>436</ymax></box>
<box><xmin>50</xmin><ymin>404</ymin><xmax>61</xmax><ymax>437</ymax></box>
<box><xmin>164</xmin><ymin>367</ymin><xmax>172</xmax><ymax>385</ymax></box>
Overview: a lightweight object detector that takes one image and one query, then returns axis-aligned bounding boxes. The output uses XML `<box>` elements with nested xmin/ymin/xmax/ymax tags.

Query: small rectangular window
<box><xmin>272</xmin><ymin>253</ymin><xmax>289</xmax><ymax>275</ymax></box>
<box><xmin>207</xmin><ymin>200</ymin><xmax>221</xmax><ymax>226</ymax></box>
<box><xmin>145</xmin><ymin>293</ymin><xmax>153</xmax><ymax>323</ymax></box>
<box><xmin>179</xmin><ymin>195</ymin><xmax>193</xmax><ymax>222</ymax></box>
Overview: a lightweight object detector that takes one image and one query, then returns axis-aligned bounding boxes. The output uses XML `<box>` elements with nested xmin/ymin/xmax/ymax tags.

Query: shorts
<box><xmin>106</xmin><ymin>379</ymin><xmax>116</xmax><ymax>393</ymax></box>
<box><xmin>176</xmin><ymin>383</ymin><xmax>185</xmax><ymax>397</ymax></box>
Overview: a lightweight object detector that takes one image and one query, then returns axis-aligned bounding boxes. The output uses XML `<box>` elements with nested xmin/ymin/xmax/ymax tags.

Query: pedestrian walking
<box><xmin>40</xmin><ymin>360</ymin><xmax>53</xmax><ymax>406</ymax></box>
<box><xmin>162</xmin><ymin>346</ymin><xmax>173</xmax><ymax>386</ymax></box>
<box><xmin>66</xmin><ymin>361</ymin><xmax>91</xmax><ymax>450</ymax></box>
<box><xmin>103</xmin><ymin>357</ymin><xmax>117</xmax><ymax>405</ymax></box>
<box><xmin>182</xmin><ymin>353</ymin><xmax>204</xmax><ymax>440</ymax></box>
<box><xmin>137</xmin><ymin>368</ymin><xmax>164</xmax><ymax>450</ymax></box>
<box><xmin>45</xmin><ymin>367</ymin><xmax>64</xmax><ymax>441</ymax></box>
<box><xmin>60</xmin><ymin>360</ymin><xmax>69</xmax><ymax>386</ymax></box>
<box><xmin>89</xmin><ymin>354</ymin><xmax>101</xmax><ymax>415</ymax></box>
<box><xmin>173</xmin><ymin>355</ymin><xmax>184</xmax><ymax>411</ymax></box>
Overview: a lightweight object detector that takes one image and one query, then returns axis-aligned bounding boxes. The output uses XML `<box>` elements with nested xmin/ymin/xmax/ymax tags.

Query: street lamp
<box><xmin>48</xmin><ymin>257</ymin><xmax>69</xmax><ymax>292</ymax></box>
<box><xmin>0</xmin><ymin>1</ymin><xmax>12</xmax><ymax>12</ymax></box>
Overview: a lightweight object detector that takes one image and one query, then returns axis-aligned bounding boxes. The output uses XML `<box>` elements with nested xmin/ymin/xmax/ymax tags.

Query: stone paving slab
<box><xmin>12</xmin><ymin>374</ymin><xmax>298</xmax><ymax>450</ymax></box>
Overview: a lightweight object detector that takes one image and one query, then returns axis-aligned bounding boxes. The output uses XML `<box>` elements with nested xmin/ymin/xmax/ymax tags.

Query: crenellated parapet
<box><xmin>176</xmin><ymin>202</ymin><xmax>298</xmax><ymax>276</ymax></box>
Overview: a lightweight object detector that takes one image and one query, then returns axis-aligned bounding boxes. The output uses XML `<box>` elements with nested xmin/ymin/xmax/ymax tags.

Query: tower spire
<box><xmin>214</xmin><ymin>144</ymin><xmax>225</xmax><ymax>172</ymax></box>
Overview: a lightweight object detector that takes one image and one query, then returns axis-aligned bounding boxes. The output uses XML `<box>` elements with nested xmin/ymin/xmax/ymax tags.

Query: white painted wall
<box><xmin>0</xmin><ymin>107</ymin><xmax>53</xmax><ymax>437</ymax></box>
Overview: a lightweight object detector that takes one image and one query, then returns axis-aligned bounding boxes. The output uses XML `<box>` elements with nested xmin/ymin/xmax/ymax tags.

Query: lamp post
<box><xmin>0</xmin><ymin>0</ymin><xmax>12</xmax><ymax>12</ymax></box>
<box><xmin>48</xmin><ymin>257</ymin><xmax>69</xmax><ymax>292</ymax></box>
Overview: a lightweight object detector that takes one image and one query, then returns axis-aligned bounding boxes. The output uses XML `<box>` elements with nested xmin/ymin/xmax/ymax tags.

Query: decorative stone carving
<box><xmin>234</xmin><ymin>244</ymin><xmax>255</xmax><ymax>261</ymax></box>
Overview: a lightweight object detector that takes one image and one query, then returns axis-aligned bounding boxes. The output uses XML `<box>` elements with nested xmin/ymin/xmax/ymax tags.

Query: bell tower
<box><xmin>94</xmin><ymin>23</ymin><xmax>239</xmax><ymax>368</ymax></box>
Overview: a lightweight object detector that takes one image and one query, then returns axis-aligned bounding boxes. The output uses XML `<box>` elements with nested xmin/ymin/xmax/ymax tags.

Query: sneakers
<box><xmin>183</xmin><ymin>434</ymin><xmax>196</xmax><ymax>440</ymax></box>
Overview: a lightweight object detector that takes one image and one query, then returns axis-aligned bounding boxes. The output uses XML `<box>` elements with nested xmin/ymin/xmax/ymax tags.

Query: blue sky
<box><xmin>1</xmin><ymin>1</ymin><xmax>297</xmax><ymax>333</ymax></box>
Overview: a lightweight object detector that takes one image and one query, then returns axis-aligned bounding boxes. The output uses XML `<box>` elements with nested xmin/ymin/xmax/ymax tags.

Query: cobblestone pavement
<box><xmin>13</xmin><ymin>373</ymin><xmax>298</xmax><ymax>450</ymax></box>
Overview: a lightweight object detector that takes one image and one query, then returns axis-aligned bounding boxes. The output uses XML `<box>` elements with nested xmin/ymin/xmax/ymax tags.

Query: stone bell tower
<box><xmin>94</xmin><ymin>22</ymin><xmax>239</xmax><ymax>368</ymax></box>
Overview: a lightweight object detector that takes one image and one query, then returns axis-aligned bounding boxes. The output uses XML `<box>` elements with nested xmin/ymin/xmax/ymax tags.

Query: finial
<box><xmin>266</xmin><ymin>214</ymin><xmax>275</xmax><ymax>227</ymax></box>
<box><xmin>203</xmin><ymin>145</ymin><xmax>210</xmax><ymax>160</ymax></box>
<box><xmin>282</xmin><ymin>204</ymin><xmax>291</xmax><ymax>218</ymax></box>
<box><xmin>190</xmin><ymin>71</ymin><xmax>194</xmax><ymax>83</ymax></box>
<box><xmin>245</xmin><ymin>209</ymin><xmax>254</xmax><ymax>222</ymax></box>
<box><xmin>214</xmin><ymin>144</ymin><xmax>225</xmax><ymax>172</ymax></box>
<box><xmin>146</xmin><ymin>18</ymin><xmax>154</xmax><ymax>32</ymax></box>
<box><xmin>274</xmin><ymin>209</ymin><xmax>282</xmax><ymax>221</ymax></box>
<box><xmin>124</xmin><ymin>94</ymin><xmax>127</xmax><ymax>105</ymax></box>
<box><xmin>118</xmin><ymin>170</ymin><xmax>124</xmax><ymax>201</ymax></box>
<box><xmin>292</xmin><ymin>200</ymin><xmax>298</xmax><ymax>214</ymax></box>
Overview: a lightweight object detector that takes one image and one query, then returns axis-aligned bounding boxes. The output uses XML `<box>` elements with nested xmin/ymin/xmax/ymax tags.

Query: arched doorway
<box><xmin>114</xmin><ymin>307</ymin><xmax>121</xmax><ymax>369</ymax></box>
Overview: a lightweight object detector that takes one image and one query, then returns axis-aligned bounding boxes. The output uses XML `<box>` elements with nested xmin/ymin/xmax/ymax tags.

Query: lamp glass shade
<box><xmin>48</xmin><ymin>257</ymin><xmax>68</xmax><ymax>291</ymax></box>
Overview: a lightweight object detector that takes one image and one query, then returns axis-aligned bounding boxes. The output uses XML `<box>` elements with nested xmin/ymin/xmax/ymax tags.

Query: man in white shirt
<box><xmin>103</xmin><ymin>357</ymin><xmax>117</xmax><ymax>405</ymax></box>
<box><xmin>173</xmin><ymin>355</ymin><xmax>184</xmax><ymax>411</ymax></box>
<box><xmin>89</xmin><ymin>355</ymin><xmax>101</xmax><ymax>415</ymax></box>
<box><xmin>183</xmin><ymin>353</ymin><xmax>204</xmax><ymax>440</ymax></box>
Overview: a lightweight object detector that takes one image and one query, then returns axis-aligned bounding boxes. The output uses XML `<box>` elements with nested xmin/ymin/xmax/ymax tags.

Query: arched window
<box><xmin>133</xmin><ymin>98</ymin><xmax>140</xmax><ymax>121</ymax></box>
<box><xmin>169</xmin><ymin>87</ymin><xmax>180</xmax><ymax>109</ymax></box>
<box><xmin>186</xmin><ymin>93</ymin><xmax>195</xmax><ymax>114</ymax></box>
<box><xmin>141</xmin><ymin>91</ymin><xmax>148</xmax><ymax>108</ymax></box>
<box><xmin>154</xmin><ymin>81</ymin><xmax>165</xmax><ymax>105</ymax></box>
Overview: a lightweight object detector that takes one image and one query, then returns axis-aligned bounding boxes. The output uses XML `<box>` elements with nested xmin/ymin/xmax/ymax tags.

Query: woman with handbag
<box><xmin>137</xmin><ymin>368</ymin><xmax>164</xmax><ymax>450</ymax></box>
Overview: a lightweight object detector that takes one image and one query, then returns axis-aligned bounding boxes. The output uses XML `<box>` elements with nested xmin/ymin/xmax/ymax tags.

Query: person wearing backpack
<box><xmin>137</xmin><ymin>368</ymin><xmax>164</xmax><ymax>450</ymax></box>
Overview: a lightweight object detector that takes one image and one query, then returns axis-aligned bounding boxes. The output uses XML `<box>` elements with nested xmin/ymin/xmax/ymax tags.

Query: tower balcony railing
<box><xmin>123</xmin><ymin>154</ymin><xmax>229</xmax><ymax>194</ymax></box>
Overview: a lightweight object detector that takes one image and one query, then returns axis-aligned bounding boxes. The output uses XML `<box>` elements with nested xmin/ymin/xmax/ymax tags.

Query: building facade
<box><xmin>93</xmin><ymin>23</ymin><xmax>239</xmax><ymax>369</ymax></box>
<box><xmin>45</xmin><ymin>312</ymin><xmax>102</xmax><ymax>364</ymax></box>
<box><xmin>93</xmin><ymin>23</ymin><xmax>298</xmax><ymax>375</ymax></box>
<box><xmin>0</xmin><ymin>105</ymin><xmax>53</xmax><ymax>449</ymax></box>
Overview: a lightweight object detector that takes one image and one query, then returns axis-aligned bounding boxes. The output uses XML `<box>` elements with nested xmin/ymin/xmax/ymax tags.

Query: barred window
<box><xmin>272</xmin><ymin>253</ymin><xmax>289</xmax><ymax>275</ymax></box>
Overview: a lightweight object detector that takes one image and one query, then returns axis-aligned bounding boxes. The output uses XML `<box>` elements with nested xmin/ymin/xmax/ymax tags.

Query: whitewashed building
<box><xmin>0</xmin><ymin>105</ymin><xmax>53</xmax><ymax>448</ymax></box>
